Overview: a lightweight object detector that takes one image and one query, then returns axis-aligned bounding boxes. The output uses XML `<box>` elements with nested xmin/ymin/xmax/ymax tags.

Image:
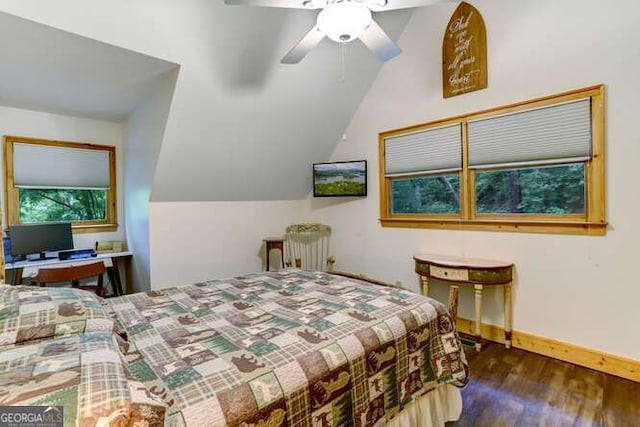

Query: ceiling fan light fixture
<box><xmin>317</xmin><ymin>2</ymin><xmax>372</xmax><ymax>43</ymax></box>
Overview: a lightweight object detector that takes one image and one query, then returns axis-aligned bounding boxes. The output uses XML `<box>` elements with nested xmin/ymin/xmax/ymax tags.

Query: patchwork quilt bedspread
<box><xmin>107</xmin><ymin>269</ymin><xmax>468</xmax><ymax>426</ymax></box>
<box><xmin>0</xmin><ymin>331</ymin><xmax>165</xmax><ymax>426</ymax></box>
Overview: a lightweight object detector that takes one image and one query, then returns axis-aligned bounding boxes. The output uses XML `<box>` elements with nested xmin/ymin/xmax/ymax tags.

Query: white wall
<box><xmin>0</xmin><ymin>106</ymin><xmax>125</xmax><ymax>249</ymax></box>
<box><xmin>311</xmin><ymin>0</ymin><xmax>640</xmax><ymax>361</ymax></box>
<box><xmin>123</xmin><ymin>69</ymin><xmax>178</xmax><ymax>292</ymax></box>
<box><xmin>149</xmin><ymin>200</ymin><xmax>306</xmax><ymax>288</ymax></box>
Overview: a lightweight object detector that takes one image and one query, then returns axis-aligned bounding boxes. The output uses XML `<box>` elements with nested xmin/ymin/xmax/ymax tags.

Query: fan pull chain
<box><xmin>340</xmin><ymin>42</ymin><xmax>346</xmax><ymax>82</ymax></box>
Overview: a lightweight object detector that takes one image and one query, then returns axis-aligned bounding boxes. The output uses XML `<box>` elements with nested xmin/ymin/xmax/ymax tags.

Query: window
<box><xmin>391</xmin><ymin>174</ymin><xmax>461</xmax><ymax>215</ymax></box>
<box><xmin>475</xmin><ymin>164</ymin><xmax>585</xmax><ymax>215</ymax></box>
<box><xmin>4</xmin><ymin>136</ymin><xmax>117</xmax><ymax>233</ymax></box>
<box><xmin>379</xmin><ymin>85</ymin><xmax>605</xmax><ymax>235</ymax></box>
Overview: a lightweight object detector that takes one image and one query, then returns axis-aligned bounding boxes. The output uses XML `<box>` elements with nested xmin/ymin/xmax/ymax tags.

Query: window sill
<box><xmin>379</xmin><ymin>217</ymin><xmax>607</xmax><ymax>236</ymax></box>
<box><xmin>72</xmin><ymin>223</ymin><xmax>118</xmax><ymax>234</ymax></box>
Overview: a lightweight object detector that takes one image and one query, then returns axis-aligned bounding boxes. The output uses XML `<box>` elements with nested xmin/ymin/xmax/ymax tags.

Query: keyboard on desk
<box><xmin>58</xmin><ymin>249</ymin><xmax>97</xmax><ymax>261</ymax></box>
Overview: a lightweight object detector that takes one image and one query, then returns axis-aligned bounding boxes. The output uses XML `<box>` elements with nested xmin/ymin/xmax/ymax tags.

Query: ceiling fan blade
<box><xmin>359</xmin><ymin>20</ymin><xmax>401</xmax><ymax>62</ymax></box>
<box><xmin>281</xmin><ymin>25</ymin><xmax>325</xmax><ymax>64</ymax></box>
<box><xmin>368</xmin><ymin>0</ymin><xmax>455</xmax><ymax>12</ymax></box>
<box><xmin>224</xmin><ymin>0</ymin><xmax>322</xmax><ymax>9</ymax></box>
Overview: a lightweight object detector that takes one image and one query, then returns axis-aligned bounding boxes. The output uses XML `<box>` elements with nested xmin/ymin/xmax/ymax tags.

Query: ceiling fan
<box><xmin>224</xmin><ymin>0</ymin><xmax>452</xmax><ymax>64</ymax></box>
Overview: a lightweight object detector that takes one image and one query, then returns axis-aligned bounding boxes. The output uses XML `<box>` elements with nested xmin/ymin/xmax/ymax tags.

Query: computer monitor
<box><xmin>8</xmin><ymin>223</ymin><xmax>74</xmax><ymax>261</ymax></box>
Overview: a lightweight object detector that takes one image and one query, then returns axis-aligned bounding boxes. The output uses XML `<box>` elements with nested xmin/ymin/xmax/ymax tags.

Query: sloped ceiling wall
<box><xmin>0</xmin><ymin>0</ymin><xmax>416</xmax><ymax>201</ymax></box>
<box><xmin>0</xmin><ymin>12</ymin><xmax>178</xmax><ymax>121</ymax></box>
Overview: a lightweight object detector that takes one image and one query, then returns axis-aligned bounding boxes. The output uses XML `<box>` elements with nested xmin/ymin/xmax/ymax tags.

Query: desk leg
<box><xmin>504</xmin><ymin>282</ymin><xmax>513</xmax><ymax>349</ymax></box>
<box><xmin>110</xmin><ymin>257</ymin><xmax>124</xmax><ymax>297</ymax></box>
<box><xmin>106</xmin><ymin>268</ymin><xmax>117</xmax><ymax>296</ymax></box>
<box><xmin>419</xmin><ymin>275</ymin><xmax>430</xmax><ymax>297</ymax></box>
<box><xmin>12</xmin><ymin>268</ymin><xmax>24</xmax><ymax>285</ymax></box>
<box><xmin>474</xmin><ymin>284</ymin><xmax>483</xmax><ymax>352</ymax></box>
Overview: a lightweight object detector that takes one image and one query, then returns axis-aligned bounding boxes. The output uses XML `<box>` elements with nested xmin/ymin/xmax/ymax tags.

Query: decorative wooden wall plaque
<box><xmin>442</xmin><ymin>2</ymin><xmax>487</xmax><ymax>98</ymax></box>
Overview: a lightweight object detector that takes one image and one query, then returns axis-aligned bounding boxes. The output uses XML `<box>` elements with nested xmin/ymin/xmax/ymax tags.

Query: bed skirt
<box><xmin>386</xmin><ymin>384</ymin><xmax>463</xmax><ymax>427</ymax></box>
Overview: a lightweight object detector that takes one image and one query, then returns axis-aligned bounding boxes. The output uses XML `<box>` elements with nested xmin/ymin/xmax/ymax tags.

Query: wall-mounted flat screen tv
<box><xmin>313</xmin><ymin>160</ymin><xmax>367</xmax><ymax>197</ymax></box>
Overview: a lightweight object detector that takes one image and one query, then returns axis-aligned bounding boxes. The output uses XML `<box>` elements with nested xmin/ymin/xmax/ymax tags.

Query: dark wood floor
<box><xmin>449</xmin><ymin>342</ymin><xmax>640</xmax><ymax>427</ymax></box>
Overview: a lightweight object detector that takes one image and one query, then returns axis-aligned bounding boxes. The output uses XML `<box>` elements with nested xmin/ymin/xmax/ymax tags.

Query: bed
<box><xmin>0</xmin><ymin>269</ymin><xmax>468</xmax><ymax>426</ymax></box>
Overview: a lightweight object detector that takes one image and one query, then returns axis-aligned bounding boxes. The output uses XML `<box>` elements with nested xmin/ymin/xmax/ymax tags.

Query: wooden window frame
<box><xmin>4</xmin><ymin>136</ymin><xmax>118</xmax><ymax>234</ymax></box>
<box><xmin>379</xmin><ymin>85</ymin><xmax>606</xmax><ymax>235</ymax></box>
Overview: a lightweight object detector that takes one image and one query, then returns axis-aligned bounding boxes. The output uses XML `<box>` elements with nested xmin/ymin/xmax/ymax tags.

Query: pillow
<box><xmin>0</xmin><ymin>285</ymin><xmax>117</xmax><ymax>346</ymax></box>
<box><xmin>0</xmin><ymin>331</ymin><xmax>166</xmax><ymax>425</ymax></box>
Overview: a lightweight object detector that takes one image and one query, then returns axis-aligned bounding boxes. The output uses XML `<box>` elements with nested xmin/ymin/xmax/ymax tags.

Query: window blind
<box><xmin>468</xmin><ymin>99</ymin><xmax>592</xmax><ymax>169</ymax></box>
<box><xmin>384</xmin><ymin>123</ymin><xmax>462</xmax><ymax>177</ymax></box>
<box><xmin>13</xmin><ymin>143</ymin><xmax>111</xmax><ymax>189</ymax></box>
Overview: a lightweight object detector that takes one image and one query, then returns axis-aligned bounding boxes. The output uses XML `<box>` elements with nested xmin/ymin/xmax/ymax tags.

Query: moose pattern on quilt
<box><xmin>0</xmin><ymin>331</ymin><xmax>166</xmax><ymax>426</ymax></box>
<box><xmin>108</xmin><ymin>270</ymin><xmax>468</xmax><ymax>426</ymax></box>
<box><xmin>0</xmin><ymin>285</ymin><xmax>117</xmax><ymax>345</ymax></box>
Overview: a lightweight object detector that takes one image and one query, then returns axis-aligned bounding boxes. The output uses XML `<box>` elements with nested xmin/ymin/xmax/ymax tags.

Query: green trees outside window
<box><xmin>475</xmin><ymin>164</ymin><xmax>585</xmax><ymax>215</ymax></box>
<box><xmin>391</xmin><ymin>174</ymin><xmax>460</xmax><ymax>214</ymax></box>
<box><xmin>19</xmin><ymin>189</ymin><xmax>107</xmax><ymax>223</ymax></box>
<box><xmin>389</xmin><ymin>164</ymin><xmax>585</xmax><ymax>216</ymax></box>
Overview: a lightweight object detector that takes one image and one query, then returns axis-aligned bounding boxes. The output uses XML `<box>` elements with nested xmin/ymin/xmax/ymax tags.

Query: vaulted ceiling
<box><xmin>0</xmin><ymin>0</ymin><xmax>450</xmax><ymax>201</ymax></box>
<box><xmin>0</xmin><ymin>12</ymin><xmax>177</xmax><ymax>121</ymax></box>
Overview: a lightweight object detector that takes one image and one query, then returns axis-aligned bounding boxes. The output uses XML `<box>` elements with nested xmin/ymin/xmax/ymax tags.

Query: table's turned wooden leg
<box><xmin>448</xmin><ymin>285</ymin><xmax>459</xmax><ymax>323</ymax></box>
<box><xmin>504</xmin><ymin>281</ymin><xmax>513</xmax><ymax>349</ymax></box>
<box><xmin>474</xmin><ymin>284</ymin><xmax>483</xmax><ymax>351</ymax></box>
<box><xmin>419</xmin><ymin>275</ymin><xmax>430</xmax><ymax>297</ymax></box>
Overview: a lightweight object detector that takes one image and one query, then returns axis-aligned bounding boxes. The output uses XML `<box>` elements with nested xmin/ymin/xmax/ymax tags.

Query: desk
<box><xmin>414</xmin><ymin>253</ymin><xmax>513</xmax><ymax>351</ymax></box>
<box><xmin>5</xmin><ymin>251</ymin><xmax>132</xmax><ymax>296</ymax></box>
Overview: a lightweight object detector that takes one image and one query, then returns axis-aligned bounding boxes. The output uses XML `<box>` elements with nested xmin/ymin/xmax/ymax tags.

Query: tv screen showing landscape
<box><xmin>313</xmin><ymin>160</ymin><xmax>367</xmax><ymax>197</ymax></box>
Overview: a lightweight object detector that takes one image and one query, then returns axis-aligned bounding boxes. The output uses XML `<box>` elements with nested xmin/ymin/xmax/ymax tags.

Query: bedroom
<box><xmin>0</xmin><ymin>0</ymin><xmax>638</xmax><ymax>425</ymax></box>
